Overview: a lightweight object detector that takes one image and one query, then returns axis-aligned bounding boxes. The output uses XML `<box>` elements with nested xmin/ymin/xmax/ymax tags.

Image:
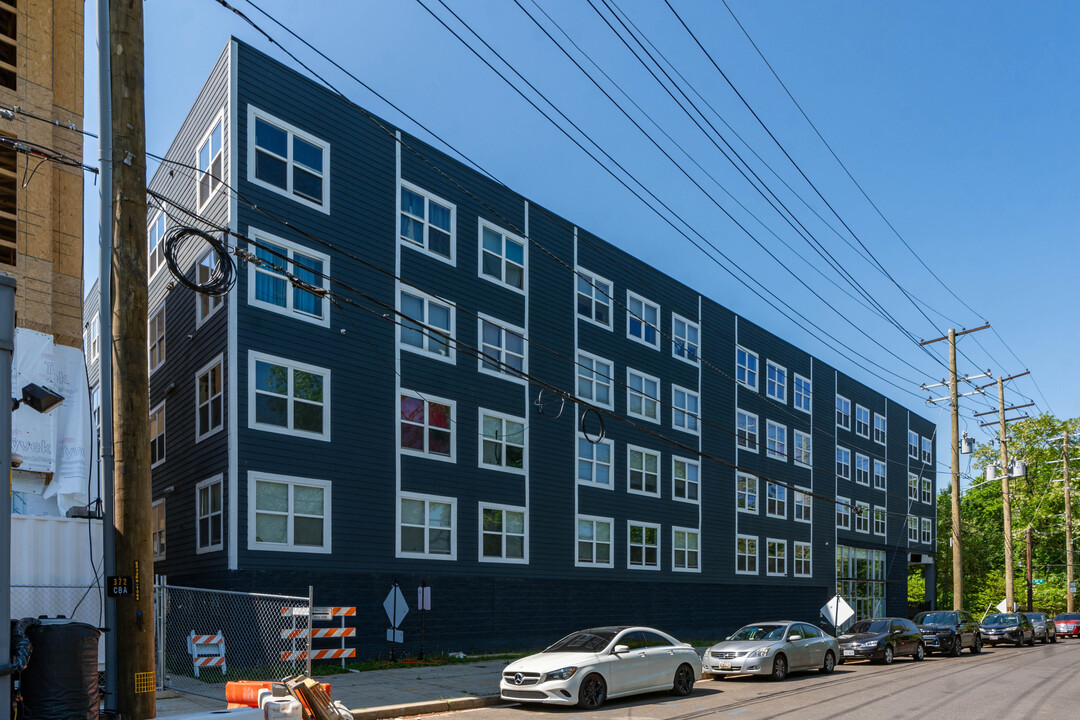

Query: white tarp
<box><xmin>11</xmin><ymin>328</ymin><xmax>56</xmax><ymax>471</ymax></box>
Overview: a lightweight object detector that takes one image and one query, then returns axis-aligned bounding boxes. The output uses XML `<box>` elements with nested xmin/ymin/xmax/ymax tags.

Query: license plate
<box><xmin>843</xmin><ymin>650</ymin><xmax>854</xmax><ymax>656</ymax></box>
<box><xmin>720</xmin><ymin>663</ymin><xmax>731</xmax><ymax>670</ymax></box>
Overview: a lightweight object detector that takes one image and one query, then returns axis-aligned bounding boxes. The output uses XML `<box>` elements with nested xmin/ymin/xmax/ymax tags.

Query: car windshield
<box><xmin>914</xmin><ymin>612</ymin><xmax>954</xmax><ymax>625</ymax></box>
<box><xmin>1029</xmin><ymin>614</ymin><xmax>1045</xmax><ymax>622</ymax></box>
<box><xmin>984</xmin><ymin>614</ymin><xmax>1018</xmax><ymax>624</ymax></box>
<box><xmin>1056</xmin><ymin>614</ymin><xmax>1080</xmax><ymax>621</ymax></box>
<box><xmin>728</xmin><ymin>624</ymin><xmax>787</xmax><ymax>641</ymax></box>
<box><xmin>544</xmin><ymin>629</ymin><xmax>618</xmax><ymax>653</ymax></box>
<box><xmin>849</xmin><ymin>620</ymin><xmax>890</xmax><ymax>634</ymax></box>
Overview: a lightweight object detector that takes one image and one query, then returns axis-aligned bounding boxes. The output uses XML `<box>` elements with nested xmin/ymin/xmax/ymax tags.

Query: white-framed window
<box><xmin>836</xmin><ymin>496</ymin><xmax>851</xmax><ymax>530</ymax></box>
<box><xmin>196</xmin><ymin>113</ymin><xmax>224</xmax><ymax>209</ymax></box>
<box><xmin>479</xmin><ymin>409</ymin><xmax>526</xmax><ymax>473</ymax></box>
<box><xmin>736</xmin><ymin>472</ymin><xmax>758</xmax><ymax>514</ymax></box>
<box><xmin>873</xmin><ymin>507</ymin><xmax>887</xmax><ymax>537</ymax></box>
<box><xmin>400</xmin><ymin>391</ymin><xmax>454</xmax><ymax>461</ymax></box>
<box><xmin>921</xmin><ymin>517</ymin><xmax>933</xmax><ymax>544</ymax></box>
<box><xmin>794</xmin><ymin>374</ymin><xmax>811</xmax><ymax>413</ymax></box>
<box><xmin>196</xmin><ymin>475</ymin><xmax>223</xmax><ymax>553</ymax></box>
<box><xmin>673</xmin><ymin>527</ymin><xmax>700</xmax><ymax>572</ymax></box>
<box><xmin>855</xmin><ymin>405</ymin><xmax>870</xmax><ymax>438</ymax></box>
<box><xmin>672</xmin><ymin>314</ymin><xmax>699</xmax><ymax>363</ymax></box>
<box><xmin>85</xmin><ymin>316</ymin><xmax>100</xmax><ymax>363</ymax></box>
<box><xmin>855</xmin><ymin>453</ymin><xmax>870</xmax><ymax>485</ymax></box>
<box><xmin>794</xmin><ymin>487</ymin><xmax>812</xmax><ymax>523</ymax></box>
<box><xmin>249</xmin><ymin>107</ymin><xmax>330</xmax><ymax>212</ymax></box>
<box><xmin>249</xmin><ymin>472</ymin><xmax>331</xmax><ymax>553</ymax></box>
<box><xmin>874</xmin><ymin>459</ymin><xmax>887</xmax><ymax>490</ymax></box>
<box><xmin>855</xmin><ymin>501</ymin><xmax>870</xmax><ymax>533</ymax></box>
<box><xmin>874</xmin><ymin>413</ymin><xmax>887</xmax><ymax>444</ymax></box>
<box><xmin>148</xmin><ymin>302</ymin><xmax>165</xmax><ymax>374</ymax></box>
<box><xmin>736</xmin><ymin>409</ymin><xmax>758</xmax><ymax>452</ymax></box>
<box><xmin>908</xmin><ymin>473</ymin><xmax>919</xmax><ymax>501</ymax></box>
<box><xmin>400</xmin><ymin>181</ymin><xmax>455</xmax><ymax>262</ymax></box>
<box><xmin>908</xmin><ymin>430</ymin><xmax>920</xmax><ymax>459</ymax></box>
<box><xmin>576</xmin><ymin>269</ymin><xmax>612</xmax><ymax>328</ymax></box>
<box><xmin>794</xmin><ymin>541</ymin><xmax>811</xmax><ymax>577</ymax></box>
<box><xmin>148</xmin><ymin>210</ymin><xmax>166</xmax><ymax>279</ymax></box>
<box><xmin>908</xmin><ymin>515</ymin><xmax>918</xmax><ymax>543</ymax></box>
<box><xmin>766</xmin><ymin>538</ymin><xmax>787</xmax><ymax>576</ymax></box>
<box><xmin>766</xmin><ymin>421</ymin><xmax>787</xmax><ymax>461</ymax></box>
<box><xmin>480</xmin><ymin>503</ymin><xmax>527</xmax><ymax>563</ymax></box>
<box><xmin>627</xmin><ymin>445</ymin><xmax>660</xmax><ymax>497</ymax></box>
<box><xmin>671</xmin><ymin>385</ymin><xmax>700</xmax><ymax>434</ymax></box>
<box><xmin>577</xmin><ymin>435</ymin><xmax>613</xmax><ymax>488</ymax></box>
<box><xmin>400</xmin><ymin>287</ymin><xmax>454</xmax><ymax>361</ymax></box>
<box><xmin>196</xmin><ymin>249</ymin><xmax>224</xmax><ymax>325</ymax></box>
<box><xmin>478</xmin><ymin>315</ymin><xmax>526</xmax><ymax>381</ymax></box>
<box><xmin>766</xmin><ymin>481</ymin><xmax>787</xmax><ymax>519</ymax></box>
<box><xmin>766</xmin><ymin>361</ymin><xmax>787</xmax><ymax>402</ymax></box>
<box><xmin>736</xmin><ymin>346</ymin><xmax>758</xmax><ymax>390</ymax></box>
<box><xmin>628</xmin><ymin>521</ymin><xmax>660</xmax><ymax>570</ymax></box>
<box><xmin>152</xmin><ymin>499</ymin><xmax>166</xmax><ymax>561</ymax></box>
<box><xmin>672</xmin><ymin>457</ymin><xmax>699</xmax><ymax>503</ymax></box>
<box><xmin>195</xmin><ymin>355</ymin><xmax>224</xmax><ymax>442</ymax></box>
<box><xmin>249</xmin><ymin>232</ymin><xmax>330</xmax><ymax>326</ymax></box>
<box><xmin>922</xmin><ymin>477</ymin><xmax>933</xmax><ymax>504</ymax></box>
<box><xmin>793</xmin><ymin>430</ymin><xmax>812</xmax><ymax>467</ymax></box>
<box><xmin>576</xmin><ymin>351</ymin><xmax>613</xmax><ymax>408</ymax></box>
<box><xmin>399</xmin><ymin>493</ymin><xmax>455</xmax><ymax>559</ymax></box>
<box><xmin>836</xmin><ymin>395</ymin><xmax>851</xmax><ymax>430</ymax></box>
<box><xmin>625</xmin><ymin>291</ymin><xmax>660</xmax><ymax>349</ymax></box>
<box><xmin>150</xmin><ymin>401</ymin><xmax>166</xmax><ymax>468</ymax></box>
<box><xmin>836</xmin><ymin>446</ymin><xmax>851</xmax><ymax>480</ymax></box>
<box><xmin>921</xmin><ymin>436</ymin><xmax>933</xmax><ymax>464</ymax></box>
<box><xmin>736</xmin><ymin>534</ymin><xmax>758</xmax><ymax>575</ymax></box>
<box><xmin>479</xmin><ymin>220</ymin><xmax>526</xmax><ymax>291</ymax></box>
<box><xmin>250</xmin><ymin>352</ymin><xmax>330</xmax><ymax>441</ymax></box>
<box><xmin>626</xmin><ymin>368</ymin><xmax>660</xmax><ymax>423</ymax></box>
<box><xmin>577</xmin><ymin>515</ymin><xmax>613</xmax><ymax>567</ymax></box>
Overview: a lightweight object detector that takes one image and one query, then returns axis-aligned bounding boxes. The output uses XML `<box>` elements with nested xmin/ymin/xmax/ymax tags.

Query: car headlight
<box><xmin>1004</xmin><ymin>626</ymin><xmax>1019</xmax><ymax>632</ymax></box>
<box><xmin>544</xmin><ymin>666</ymin><xmax>578</xmax><ymax>682</ymax></box>
<box><xmin>859</xmin><ymin>640</ymin><xmax>881</xmax><ymax>648</ymax></box>
<box><xmin>749</xmin><ymin>647</ymin><xmax>770</xmax><ymax>658</ymax></box>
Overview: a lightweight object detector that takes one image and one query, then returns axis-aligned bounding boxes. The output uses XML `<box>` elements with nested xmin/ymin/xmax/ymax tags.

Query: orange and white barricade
<box><xmin>281</xmin><ymin>606</ymin><xmax>356</xmax><ymax>667</ymax></box>
<box><xmin>187</xmin><ymin>630</ymin><xmax>226</xmax><ymax>677</ymax></box>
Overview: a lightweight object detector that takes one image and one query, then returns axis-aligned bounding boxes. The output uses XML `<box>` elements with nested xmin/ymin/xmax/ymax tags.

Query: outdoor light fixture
<box><xmin>10</xmin><ymin>383</ymin><xmax>64</xmax><ymax>414</ymax></box>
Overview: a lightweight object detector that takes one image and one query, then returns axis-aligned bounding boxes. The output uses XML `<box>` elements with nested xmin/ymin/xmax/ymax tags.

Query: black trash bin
<box><xmin>19</xmin><ymin>618</ymin><xmax>101</xmax><ymax>720</ymax></box>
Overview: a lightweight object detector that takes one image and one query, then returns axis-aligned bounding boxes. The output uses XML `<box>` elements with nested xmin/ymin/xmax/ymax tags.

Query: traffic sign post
<box><xmin>417</xmin><ymin>582</ymin><xmax>431</xmax><ymax>659</ymax></box>
<box><xmin>383</xmin><ymin>583</ymin><xmax>409</xmax><ymax>660</ymax></box>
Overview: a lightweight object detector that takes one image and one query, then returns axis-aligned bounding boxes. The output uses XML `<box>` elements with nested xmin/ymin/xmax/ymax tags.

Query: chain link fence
<box><xmin>10</xmin><ymin>584</ymin><xmax>105</xmax><ymax>668</ymax></box>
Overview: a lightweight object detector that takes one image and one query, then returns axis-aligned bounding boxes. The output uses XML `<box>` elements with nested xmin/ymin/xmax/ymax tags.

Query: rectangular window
<box><xmin>0</xmin><ymin>132</ymin><xmax>13</xmax><ymax>265</ymax></box>
<box><xmin>671</xmin><ymin>385</ymin><xmax>700</xmax><ymax>434</ymax></box>
<box><xmin>480</xmin><ymin>504</ymin><xmax>526</xmax><ymax>563</ymax></box>
<box><xmin>908</xmin><ymin>430</ymin><xmax>919</xmax><ymax>459</ymax></box>
<box><xmin>836</xmin><ymin>395</ymin><xmax>851</xmax><ymax>430</ymax></box>
<box><xmin>921</xmin><ymin>517</ymin><xmax>933</xmax><ymax>544</ymax></box>
<box><xmin>249</xmin><ymin>233</ymin><xmax>331</xmax><ymax>325</ymax></box>
<box><xmin>673</xmin><ymin>528</ymin><xmax>700</xmax><ymax>571</ymax></box>
<box><xmin>855</xmin><ymin>501</ymin><xmax>870</xmax><ymax>534</ymax></box>
<box><xmin>855</xmin><ymin>453</ymin><xmax>870</xmax><ymax>486</ymax></box>
<box><xmin>400</xmin><ymin>288</ymin><xmax>454</xmax><ymax>361</ymax></box>
<box><xmin>794</xmin><ymin>374</ymin><xmax>812</xmax><ymax>413</ymax></box>
<box><xmin>400</xmin><ymin>181</ymin><xmax>454</xmax><ymax>262</ymax></box>
<box><xmin>836</xmin><ymin>446</ymin><xmax>851</xmax><ymax>480</ymax></box>
<box><xmin>766</xmin><ymin>361</ymin><xmax>787</xmax><ymax>402</ymax></box>
<box><xmin>874</xmin><ymin>459</ymin><xmax>887</xmax><ymax>490</ymax></box>
<box><xmin>197</xmin><ymin>114</ymin><xmax>224</xmax><ymax>209</ymax></box>
<box><xmin>84</xmin><ymin>317</ymin><xmax>100</xmax><ymax>364</ymax></box>
<box><xmin>628</xmin><ymin>521</ymin><xmax>660</xmax><ymax>570</ymax></box>
<box><xmin>793</xmin><ymin>430</ymin><xmax>812</xmax><ymax>467</ymax></box>
<box><xmin>479</xmin><ymin>410</ymin><xmax>526</xmax><ymax>473</ymax></box>
<box><xmin>908</xmin><ymin>515</ymin><xmax>918</xmax><ymax>543</ymax></box>
<box><xmin>250</xmin><ymin>352</ymin><xmax>330</xmax><ymax>441</ymax></box>
<box><xmin>736</xmin><ymin>409</ymin><xmax>758</xmax><ymax>452</ymax></box>
<box><xmin>479</xmin><ymin>315</ymin><xmax>526</xmax><ymax>381</ymax></box>
<box><xmin>874</xmin><ymin>413</ymin><xmax>887</xmax><ymax>444</ymax></box>
<box><xmin>794</xmin><ymin>487</ymin><xmax>812</xmax><ymax>523</ymax></box>
<box><xmin>836</xmin><ymin>497</ymin><xmax>851</xmax><ymax>530</ymax></box>
<box><xmin>250</xmin><ymin>108</ymin><xmax>330</xmax><ymax>211</ymax></box>
<box><xmin>148</xmin><ymin>211</ymin><xmax>166</xmax><ymax>279</ymax></box>
<box><xmin>921</xmin><ymin>436</ymin><xmax>933</xmax><ymax>464</ymax></box>
<box><xmin>794</xmin><ymin>542</ymin><xmax>811</xmax><ymax>577</ymax></box>
<box><xmin>577</xmin><ymin>436</ymin><xmax>612</xmax><ymax>487</ymax></box>
<box><xmin>908</xmin><ymin>473</ymin><xmax>919</xmax><ymax>501</ymax></box>
<box><xmin>672</xmin><ymin>314</ymin><xmax>699</xmax><ymax>363</ymax></box>
<box><xmin>736</xmin><ymin>346</ymin><xmax>758</xmax><ymax>391</ymax></box>
<box><xmin>196</xmin><ymin>250</ymin><xmax>225</xmax><ymax>324</ymax></box>
<box><xmin>626</xmin><ymin>291</ymin><xmax>660</xmax><ymax>349</ymax></box>
<box><xmin>628</xmin><ymin>445</ymin><xmax>660</xmax><ymax>496</ymax></box>
<box><xmin>480</xmin><ymin>221</ymin><xmax>526</xmax><ymax>291</ymax></box>
<box><xmin>766</xmin><ymin>421</ymin><xmax>787</xmax><ymax>461</ymax></box>
<box><xmin>577</xmin><ymin>516</ymin><xmax>613</xmax><ymax>567</ymax></box>
<box><xmin>767</xmin><ymin>538</ymin><xmax>787</xmax><ymax>576</ymax></box>
<box><xmin>196</xmin><ymin>475</ymin><xmax>223</xmax><ymax>553</ymax></box>
<box><xmin>399</xmin><ymin>493</ymin><xmax>455</xmax><ymax>559</ymax></box>
<box><xmin>922</xmin><ymin>477</ymin><xmax>932</xmax><ymax>504</ymax></box>
<box><xmin>148</xmin><ymin>303</ymin><xmax>165</xmax><ymax>374</ymax></box>
<box><xmin>150</xmin><ymin>402</ymin><xmax>166</xmax><ymax>468</ymax></box>
<box><xmin>0</xmin><ymin>10</ymin><xmax>16</xmax><ymax>91</ymax></box>
<box><xmin>855</xmin><ymin>405</ymin><xmax>870</xmax><ymax>438</ymax></box>
<box><xmin>736</xmin><ymin>472</ymin><xmax>758</xmax><ymax>514</ymax></box>
<box><xmin>152</xmin><ymin>499</ymin><xmax>166</xmax><ymax>560</ymax></box>
<box><xmin>626</xmin><ymin>369</ymin><xmax>660</xmax><ymax>423</ymax></box>
<box><xmin>196</xmin><ymin>356</ymin><xmax>224</xmax><ymax>441</ymax></box>
<box><xmin>250</xmin><ymin>472</ymin><xmax>331</xmax><ymax>553</ymax></box>
<box><xmin>576</xmin><ymin>269</ymin><xmax>612</xmax><ymax>328</ymax></box>
<box><xmin>736</xmin><ymin>534</ymin><xmax>758</xmax><ymax>574</ymax></box>
<box><xmin>873</xmin><ymin>507</ymin><xmax>887</xmax><ymax>537</ymax></box>
<box><xmin>672</xmin><ymin>457</ymin><xmax>699</xmax><ymax>503</ymax></box>
<box><xmin>400</xmin><ymin>391</ymin><xmax>454</xmax><ymax>460</ymax></box>
<box><xmin>576</xmin><ymin>351</ymin><xmax>613</xmax><ymax>408</ymax></box>
<box><xmin>766</xmin><ymin>481</ymin><xmax>787</xmax><ymax>519</ymax></box>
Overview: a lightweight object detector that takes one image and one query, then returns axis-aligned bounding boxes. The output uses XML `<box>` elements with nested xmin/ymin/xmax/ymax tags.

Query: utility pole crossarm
<box><xmin>919</xmin><ymin>323</ymin><xmax>991</xmax><ymax>346</ymax></box>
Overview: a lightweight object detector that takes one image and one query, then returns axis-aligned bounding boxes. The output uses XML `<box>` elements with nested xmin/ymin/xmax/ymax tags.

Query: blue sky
<box><xmin>82</xmin><ymin>1</ymin><xmax>1078</xmax><ymax>484</ymax></box>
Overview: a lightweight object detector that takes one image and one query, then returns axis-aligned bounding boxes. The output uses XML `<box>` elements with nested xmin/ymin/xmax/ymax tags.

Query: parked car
<box><xmin>979</xmin><ymin>613</ymin><xmax>1035</xmax><ymax>647</ymax></box>
<box><xmin>702</xmin><ymin>621</ymin><xmax>838</xmax><ymax>681</ymax></box>
<box><xmin>1054</xmin><ymin>613</ymin><xmax>1080</xmax><ymax>638</ymax></box>
<box><xmin>837</xmin><ymin>617</ymin><xmax>925</xmax><ymax>664</ymax></box>
<box><xmin>1027</xmin><ymin>612</ymin><xmax>1057</xmax><ymax>644</ymax></box>
<box><xmin>913</xmin><ymin>609</ymin><xmax>983</xmax><ymax>655</ymax></box>
<box><xmin>500</xmin><ymin>626</ymin><xmax>701</xmax><ymax>710</ymax></box>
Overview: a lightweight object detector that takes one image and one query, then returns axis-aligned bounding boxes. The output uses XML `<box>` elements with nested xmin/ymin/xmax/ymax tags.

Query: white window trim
<box><xmin>908</xmin><ymin>430</ymin><xmax>920</xmax><ymax>459</ymax></box>
<box><xmin>194</xmin><ymin>354</ymin><xmax>224</xmax><ymax>443</ymax></box>
<box><xmin>736</xmin><ymin>471</ymin><xmax>758</xmax><ymax>515</ymax></box>
<box><xmin>671</xmin><ymin>383</ymin><xmax>700</xmax><ymax>436</ymax></box>
<box><xmin>922</xmin><ymin>478</ymin><xmax>933</xmax><ymax>504</ymax></box>
<box><xmin>836</xmin><ymin>394</ymin><xmax>851</xmax><ymax>430</ymax></box>
<box><xmin>399</xmin><ymin>286</ymin><xmax>456</xmax><ymax>364</ymax></box>
<box><xmin>874</xmin><ymin>412</ymin><xmax>887</xmax><ymax>445</ymax></box>
<box><xmin>195</xmin><ymin>109</ymin><xmax>226</xmax><ymax>212</ymax></box>
<box><xmin>247</xmin><ymin>471</ymin><xmax>332</xmax><ymax>554</ymax></box>
<box><xmin>195</xmin><ymin>249</ymin><xmax>225</xmax><ymax>328</ymax></box>
<box><xmin>794</xmin><ymin>486</ymin><xmax>812</xmax><ymax>524</ymax></box>
<box><xmin>478</xmin><ymin>407</ymin><xmax>527</xmax><ymax>475</ymax></box>
<box><xmin>671</xmin><ymin>526</ymin><xmax>701</xmax><ymax>573</ymax></box>
<box><xmin>736</xmin><ymin>533</ymin><xmax>758</xmax><ymax>575</ymax></box>
<box><xmin>150</xmin><ymin>400</ymin><xmax>166</xmax><ymax>469</ymax></box>
<box><xmin>766</xmin><ymin>360</ymin><xmax>787</xmax><ymax>403</ymax></box>
<box><xmin>766</xmin><ymin>537</ymin><xmax>787</xmax><ymax>577</ymax></box>
<box><xmin>195</xmin><ymin>474</ymin><xmax>224</xmax><ymax>554</ymax></box>
<box><xmin>148</xmin><ymin>210</ymin><xmax>166</xmax><ymax>282</ymax></box>
<box><xmin>397</xmin><ymin>491</ymin><xmax>457</xmax><ymax>560</ymax></box>
<box><xmin>399</xmin><ymin>390</ymin><xmax>456</xmax><ymax>463</ymax></box>
<box><xmin>148</xmin><ymin>301</ymin><xmax>166</xmax><ymax>376</ymax></box>
<box><xmin>625</xmin><ymin>290</ymin><xmax>661</xmax><ymax>350</ymax></box>
<box><xmin>855</xmin><ymin>453</ymin><xmax>870</xmax><ymax>486</ymax></box>
<box><xmin>477</xmin><ymin>313</ymin><xmax>527</xmax><ymax>384</ymax></box>
<box><xmin>626</xmin><ymin>444</ymin><xmax>661</xmax><ymax>498</ymax></box>
<box><xmin>855</xmin><ymin>404</ymin><xmax>870</xmax><ymax>439</ymax></box>
<box><xmin>766</xmin><ymin>420</ymin><xmax>787</xmax><ymax>461</ymax></box>
<box><xmin>836</xmin><ymin>496</ymin><xmax>851</xmax><ymax>531</ymax></box>
<box><xmin>576</xmin><ymin>434</ymin><xmax>614</xmax><ymax>490</ymax></box>
<box><xmin>794</xmin><ymin>429</ymin><xmax>812</xmax><ymax>468</ymax></box>
<box><xmin>922</xmin><ymin>436</ymin><xmax>933</xmax><ymax>464</ymax></box>
<box><xmin>247</xmin><ymin>230</ymin><xmax>332</xmax><ymax>327</ymax></box>
<box><xmin>626</xmin><ymin>520</ymin><xmax>661</xmax><ymax>571</ymax></box>
<box><xmin>909</xmin><ymin>473</ymin><xmax>920</xmax><ymax>501</ymax></box>
<box><xmin>399</xmin><ymin>179</ymin><xmax>457</xmax><ymax>265</ymax></box>
<box><xmin>478</xmin><ymin>219</ymin><xmax>527</xmax><ymax>294</ymax></box>
<box><xmin>574</xmin><ymin>349</ymin><xmax>614</xmax><ymax>410</ymax></box>
<box><xmin>908</xmin><ymin>515</ymin><xmax>919</xmax><ymax>543</ymax></box>
<box><xmin>736</xmin><ymin>408</ymin><xmax>759</xmax><ymax>453</ymax></box>
<box><xmin>874</xmin><ymin>459</ymin><xmax>887</xmax><ymax>491</ymax></box>
<box><xmin>793</xmin><ymin>373</ymin><xmax>811</xmax><ymax>414</ymax></box>
<box><xmin>855</xmin><ymin>501</ymin><xmax>871</xmax><ymax>534</ymax></box>
<box><xmin>478</xmin><ymin>502</ymin><xmax>528</xmax><ymax>565</ymax></box>
<box><xmin>921</xmin><ymin>517</ymin><xmax>933</xmax><ymax>544</ymax></box>
<box><xmin>152</xmin><ymin>498</ymin><xmax>166</xmax><ymax>561</ymax></box>
<box><xmin>575</xmin><ymin>513</ymin><xmax>614</xmax><ymax>568</ymax></box>
<box><xmin>794</xmin><ymin>541</ymin><xmax>812</xmax><ymax>578</ymax></box>
<box><xmin>575</xmin><ymin>267</ymin><xmax>613</xmax><ymax>330</ymax></box>
<box><xmin>766</xmin><ymin>481</ymin><xmax>787</xmax><ymax>519</ymax></box>
<box><xmin>247</xmin><ymin>106</ymin><xmax>331</xmax><ymax>213</ymax></box>
<box><xmin>671</xmin><ymin>456</ymin><xmax>700</xmax><ymax>505</ymax></box>
<box><xmin>671</xmin><ymin>313</ymin><xmax>699</xmax><ymax>365</ymax></box>
<box><xmin>248</xmin><ymin>351</ymin><xmax>331</xmax><ymax>442</ymax></box>
<box><xmin>836</xmin><ymin>445</ymin><xmax>851</xmax><ymax>480</ymax></box>
<box><xmin>736</xmin><ymin>345</ymin><xmax>758</xmax><ymax>391</ymax></box>
<box><xmin>873</xmin><ymin>506</ymin><xmax>887</xmax><ymax>537</ymax></box>
<box><xmin>626</xmin><ymin>367</ymin><xmax>661</xmax><ymax>425</ymax></box>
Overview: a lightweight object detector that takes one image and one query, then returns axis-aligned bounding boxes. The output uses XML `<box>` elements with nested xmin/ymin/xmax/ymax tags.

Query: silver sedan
<box><xmin>703</xmin><ymin>620</ymin><xmax>839</xmax><ymax>681</ymax></box>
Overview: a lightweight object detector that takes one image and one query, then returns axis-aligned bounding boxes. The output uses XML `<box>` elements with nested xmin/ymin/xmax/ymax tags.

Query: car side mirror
<box><xmin>788</xmin><ymin>634</ymin><xmax>802</xmax><ymax>642</ymax></box>
<box><xmin>613</xmin><ymin>644</ymin><xmax>629</xmax><ymax>655</ymax></box>
<box><xmin>893</xmin><ymin>629</ymin><xmax>903</xmax><ymax>635</ymax></box>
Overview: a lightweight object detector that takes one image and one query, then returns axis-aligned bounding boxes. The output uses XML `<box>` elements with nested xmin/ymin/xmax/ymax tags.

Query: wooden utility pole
<box><xmin>1066</xmin><ymin>432</ymin><xmax>1074</xmax><ymax>612</ymax></box>
<box><xmin>997</xmin><ymin>377</ymin><xmax>1015</xmax><ymax>612</ymax></box>
<box><xmin>109</xmin><ymin>0</ymin><xmax>155</xmax><ymax>717</ymax></box>
<box><xmin>1025</xmin><ymin>525</ymin><xmax>1033</xmax><ymax>612</ymax></box>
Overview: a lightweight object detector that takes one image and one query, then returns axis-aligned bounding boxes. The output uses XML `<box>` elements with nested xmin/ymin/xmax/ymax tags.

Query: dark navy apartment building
<box><xmin>87</xmin><ymin>39</ymin><xmax>937</xmax><ymax>654</ymax></box>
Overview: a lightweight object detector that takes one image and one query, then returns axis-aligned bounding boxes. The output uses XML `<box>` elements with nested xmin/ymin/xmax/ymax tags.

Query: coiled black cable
<box><xmin>162</xmin><ymin>226</ymin><xmax>235</xmax><ymax>296</ymax></box>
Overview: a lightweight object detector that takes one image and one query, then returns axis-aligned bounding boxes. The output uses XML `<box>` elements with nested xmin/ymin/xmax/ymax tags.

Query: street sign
<box><xmin>1033</xmin><ymin>579</ymin><xmax>1045</xmax><ymax>586</ymax></box>
<box><xmin>821</xmin><ymin>595</ymin><xmax>854</xmax><ymax>627</ymax></box>
<box><xmin>386</xmin><ymin>629</ymin><xmax>403</xmax><ymax>643</ymax></box>
<box><xmin>418</xmin><ymin>585</ymin><xmax>431</xmax><ymax>611</ymax></box>
<box><xmin>383</xmin><ymin>585</ymin><xmax>409</xmax><ymax>628</ymax></box>
<box><xmin>1071</xmin><ymin>582</ymin><xmax>1077</xmax><ymax>594</ymax></box>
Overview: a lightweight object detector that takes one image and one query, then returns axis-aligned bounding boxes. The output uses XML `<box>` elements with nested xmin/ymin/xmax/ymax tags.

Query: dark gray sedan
<box><xmin>979</xmin><ymin>613</ymin><xmax>1035</xmax><ymax>647</ymax></box>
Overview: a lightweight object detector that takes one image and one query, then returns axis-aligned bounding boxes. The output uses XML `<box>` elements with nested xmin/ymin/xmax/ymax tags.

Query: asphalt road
<box><xmin>452</xmin><ymin>639</ymin><xmax>1080</xmax><ymax>719</ymax></box>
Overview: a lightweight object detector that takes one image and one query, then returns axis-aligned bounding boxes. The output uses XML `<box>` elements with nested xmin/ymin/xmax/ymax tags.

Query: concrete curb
<box><xmin>348</xmin><ymin>695</ymin><xmax>503</xmax><ymax>720</ymax></box>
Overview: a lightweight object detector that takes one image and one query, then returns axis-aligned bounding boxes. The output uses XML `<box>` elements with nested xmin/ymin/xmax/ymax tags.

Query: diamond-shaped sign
<box><xmin>383</xmin><ymin>585</ymin><xmax>409</xmax><ymax>628</ymax></box>
<box><xmin>821</xmin><ymin>595</ymin><xmax>854</xmax><ymax>627</ymax></box>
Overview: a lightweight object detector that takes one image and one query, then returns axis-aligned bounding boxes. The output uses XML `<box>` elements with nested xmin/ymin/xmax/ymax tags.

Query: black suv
<box><xmin>913</xmin><ymin>610</ymin><xmax>982</xmax><ymax>655</ymax></box>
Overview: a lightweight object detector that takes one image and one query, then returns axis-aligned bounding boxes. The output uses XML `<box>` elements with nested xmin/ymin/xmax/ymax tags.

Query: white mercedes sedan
<box><xmin>500</xmin><ymin>626</ymin><xmax>702</xmax><ymax>710</ymax></box>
